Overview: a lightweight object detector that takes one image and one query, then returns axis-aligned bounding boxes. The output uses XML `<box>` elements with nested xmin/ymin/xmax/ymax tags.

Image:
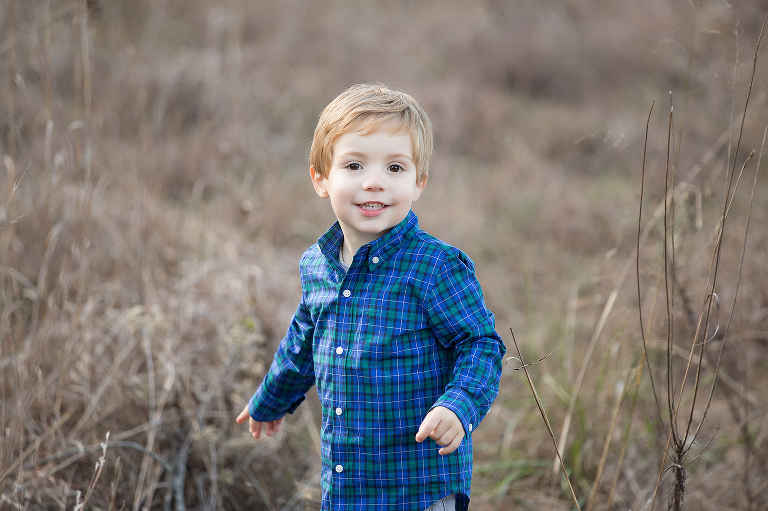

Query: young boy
<box><xmin>237</xmin><ymin>84</ymin><xmax>505</xmax><ymax>511</ymax></box>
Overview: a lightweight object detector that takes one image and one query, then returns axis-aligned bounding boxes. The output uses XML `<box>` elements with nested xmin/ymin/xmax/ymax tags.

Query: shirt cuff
<box><xmin>248</xmin><ymin>387</ymin><xmax>304</xmax><ymax>422</ymax></box>
<box><xmin>430</xmin><ymin>387</ymin><xmax>479</xmax><ymax>437</ymax></box>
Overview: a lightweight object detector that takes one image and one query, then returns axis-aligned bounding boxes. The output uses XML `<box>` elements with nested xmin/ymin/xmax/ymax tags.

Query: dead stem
<box><xmin>636</xmin><ymin>98</ymin><xmax>666</xmax><ymax>423</ymax></box>
<box><xmin>663</xmin><ymin>98</ymin><xmax>678</xmax><ymax>447</ymax></box>
<box><xmin>680</xmin><ymin>9</ymin><xmax>768</xmax><ymax>450</ymax></box>
<box><xmin>509</xmin><ymin>328</ymin><xmax>581</xmax><ymax>511</ymax></box>
<box><xmin>647</xmin><ymin>11</ymin><xmax>768</xmax><ymax>510</ymax></box>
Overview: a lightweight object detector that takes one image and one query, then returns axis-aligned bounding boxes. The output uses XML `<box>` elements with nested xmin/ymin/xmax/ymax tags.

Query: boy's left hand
<box><xmin>236</xmin><ymin>405</ymin><xmax>285</xmax><ymax>439</ymax></box>
<box><xmin>415</xmin><ymin>406</ymin><xmax>465</xmax><ymax>455</ymax></box>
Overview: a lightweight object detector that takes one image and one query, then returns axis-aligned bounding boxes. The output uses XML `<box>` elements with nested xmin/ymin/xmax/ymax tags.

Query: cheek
<box><xmin>326</xmin><ymin>187</ymin><xmax>352</xmax><ymax>207</ymax></box>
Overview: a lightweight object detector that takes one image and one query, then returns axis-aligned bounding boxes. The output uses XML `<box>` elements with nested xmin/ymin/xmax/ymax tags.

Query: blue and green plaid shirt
<box><xmin>249</xmin><ymin>211</ymin><xmax>505</xmax><ymax>510</ymax></box>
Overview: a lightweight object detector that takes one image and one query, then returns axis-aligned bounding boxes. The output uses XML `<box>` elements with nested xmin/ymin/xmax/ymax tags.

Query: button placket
<box><xmin>334</xmin><ymin>258</ymin><xmax>357</xmax><ymax>486</ymax></box>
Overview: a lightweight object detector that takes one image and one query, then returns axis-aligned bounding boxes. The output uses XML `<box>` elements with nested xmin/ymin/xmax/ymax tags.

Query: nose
<box><xmin>362</xmin><ymin>168</ymin><xmax>386</xmax><ymax>191</ymax></box>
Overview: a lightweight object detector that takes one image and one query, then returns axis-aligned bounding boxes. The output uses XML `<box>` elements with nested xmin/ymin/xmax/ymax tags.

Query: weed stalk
<box><xmin>509</xmin><ymin>329</ymin><xmax>581</xmax><ymax>510</ymax></box>
<box><xmin>641</xmin><ymin>11</ymin><xmax>768</xmax><ymax>510</ymax></box>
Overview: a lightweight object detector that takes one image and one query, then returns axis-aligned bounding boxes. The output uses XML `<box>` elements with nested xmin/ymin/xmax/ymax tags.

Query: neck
<box><xmin>340</xmin><ymin>240</ymin><xmax>357</xmax><ymax>266</ymax></box>
<box><xmin>339</xmin><ymin>226</ymin><xmax>392</xmax><ymax>265</ymax></box>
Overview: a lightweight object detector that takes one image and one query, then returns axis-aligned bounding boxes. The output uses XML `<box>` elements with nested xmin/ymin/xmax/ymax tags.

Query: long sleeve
<box><xmin>426</xmin><ymin>251</ymin><xmax>506</xmax><ymax>437</ymax></box>
<box><xmin>248</xmin><ymin>297</ymin><xmax>316</xmax><ymax>421</ymax></box>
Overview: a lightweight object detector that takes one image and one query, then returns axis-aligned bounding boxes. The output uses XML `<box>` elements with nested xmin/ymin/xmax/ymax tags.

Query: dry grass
<box><xmin>2</xmin><ymin>0</ymin><xmax>768</xmax><ymax>509</ymax></box>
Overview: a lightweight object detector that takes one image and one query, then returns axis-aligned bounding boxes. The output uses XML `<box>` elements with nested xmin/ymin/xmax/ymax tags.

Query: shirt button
<box><xmin>372</xmin><ymin>256</ymin><xmax>379</xmax><ymax>264</ymax></box>
<box><xmin>468</xmin><ymin>423</ymin><xmax>473</xmax><ymax>432</ymax></box>
<box><xmin>335</xmin><ymin>465</ymin><xmax>343</xmax><ymax>473</ymax></box>
<box><xmin>342</xmin><ymin>289</ymin><xmax>351</xmax><ymax>298</ymax></box>
<box><xmin>336</xmin><ymin>346</ymin><xmax>343</xmax><ymax>355</ymax></box>
<box><xmin>335</xmin><ymin>407</ymin><xmax>343</xmax><ymax>416</ymax></box>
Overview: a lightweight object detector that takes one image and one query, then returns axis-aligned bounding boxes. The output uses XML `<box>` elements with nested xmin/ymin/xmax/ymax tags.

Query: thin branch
<box><xmin>509</xmin><ymin>329</ymin><xmax>581</xmax><ymax>510</ymax></box>
<box><xmin>637</xmin><ymin>99</ymin><xmax>665</xmax><ymax>422</ymax></box>
<box><xmin>77</xmin><ymin>433</ymin><xmax>110</xmax><ymax>511</ymax></box>
<box><xmin>663</xmin><ymin>98</ymin><xmax>678</xmax><ymax>446</ymax></box>
<box><xmin>693</xmin><ymin>293</ymin><xmax>720</xmax><ymax>346</ymax></box>
<box><xmin>680</xmin><ymin>9</ymin><xmax>768</xmax><ymax>448</ymax></box>
<box><xmin>685</xmin><ymin>425</ymin><xmax>721</xmax><ymax>467</ymax></box>
<box><xmin>504</xmin><ymin>348</ymin><xmax>558</xmax><ymax>371</ymax></box>
<box><xmin>649</xmin><ymin>12</ymin><xmax>768</xmax><ymax>510</ymax></box>
<box><xmin>689</xmin><ymin>128</ymin><xmax>763</xmax><ymax>450</ymax></box>
<box><xmin>553</xmin><ymin>85</ymin><xmax>766</xmax><ymax>479</ymax></box>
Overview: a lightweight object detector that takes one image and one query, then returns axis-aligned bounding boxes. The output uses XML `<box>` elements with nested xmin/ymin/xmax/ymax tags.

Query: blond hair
<box><xmin>310</xmin><ymin>84</ymin><xmax>433</xmax><ymax>183</ymax></box>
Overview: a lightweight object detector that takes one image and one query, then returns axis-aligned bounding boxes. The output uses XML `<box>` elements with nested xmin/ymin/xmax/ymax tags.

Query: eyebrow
<box><xmin>337</xmin><ymin>151</ymin><xmax>414</xmax><ymax>162</ymax></box>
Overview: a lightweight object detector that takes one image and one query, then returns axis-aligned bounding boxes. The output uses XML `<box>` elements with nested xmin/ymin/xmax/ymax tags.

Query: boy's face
<box><xmin>310</xmin><ymin>127</ymin><xmax>427</xmax><ymax>249</ymax></box>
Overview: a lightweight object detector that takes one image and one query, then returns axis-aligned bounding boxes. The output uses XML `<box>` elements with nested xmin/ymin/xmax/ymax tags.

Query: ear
<box><xmin>310</xmin><ymin>166</ymin><xmax>329</xmax><ymax>198</ymax></box>
<box><xmin>412</xmin><ymin>173</ymin><xmax>428</xmax><ymax>201</ymax></box>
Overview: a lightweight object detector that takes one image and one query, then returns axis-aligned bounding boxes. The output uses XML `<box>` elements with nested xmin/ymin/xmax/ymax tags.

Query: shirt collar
<box><xmin>317</xmin><ymin>210</ymin><xmax>420</xmax><ymax>271</ymax></box>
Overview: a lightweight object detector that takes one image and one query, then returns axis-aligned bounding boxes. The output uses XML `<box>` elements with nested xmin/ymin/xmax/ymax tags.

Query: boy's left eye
<box><xmin>388</xmin><ymin>164</ymin><xmax>403</xmax><ymax>173</ymax></box>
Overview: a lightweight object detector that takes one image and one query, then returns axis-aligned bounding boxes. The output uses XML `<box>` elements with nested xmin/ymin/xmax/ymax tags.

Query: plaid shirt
<box><xmin>249</xmin><ymin>211</ymin><xmax>505</xmax><ymax>510</ymax></box>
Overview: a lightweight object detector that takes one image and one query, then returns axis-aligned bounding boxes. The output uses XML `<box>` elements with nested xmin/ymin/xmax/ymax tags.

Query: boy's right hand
<box><xmin>236</xmin><ymin>405</ymin><xmax>285</xmax><ymax>439</ymax></box>
<box><xmin>415</xmin><ymin>406</ymin><xmax>465</xmax><ymax>455</ymax></box>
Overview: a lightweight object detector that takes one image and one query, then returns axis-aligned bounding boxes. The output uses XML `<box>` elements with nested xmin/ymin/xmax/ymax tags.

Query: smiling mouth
<box><xmin>357</xmin><ymin>202</ymin><xmax>388</xmax><ymax>210</ymax></box>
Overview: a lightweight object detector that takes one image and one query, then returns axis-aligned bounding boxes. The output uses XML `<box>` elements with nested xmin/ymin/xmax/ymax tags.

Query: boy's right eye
<box><xmin>347</xmin><ymin>163</ymin><xmax>361</xmax><ymax>171</ymax></box>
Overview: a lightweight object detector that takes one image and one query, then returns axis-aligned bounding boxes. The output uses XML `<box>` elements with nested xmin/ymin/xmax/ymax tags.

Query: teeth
<box><xmin>359</xmin><ymin>203</ymin><xmax>386</xmax><ymax>210</ymax></box>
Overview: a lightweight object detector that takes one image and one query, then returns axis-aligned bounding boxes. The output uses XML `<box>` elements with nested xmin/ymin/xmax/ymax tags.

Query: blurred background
<box><xmin>2</xmin><ymin>1</ymin><xmax>768</xmax><ymax>509</ymax></box>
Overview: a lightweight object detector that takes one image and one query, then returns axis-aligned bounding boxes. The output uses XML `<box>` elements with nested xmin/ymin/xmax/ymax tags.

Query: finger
<box><xmin>236</xmin><ymin>406</ymin><xmax>250</xmax><ymax>424</ymax></box>
<box><xmin>415</xmin><ymin>414</ymin><xmax>440</xmax><ymax>442</ymax></box>
<box><xmin>433</xmin><ymin>424</ymin><xmax>462</xmax><ymax>446</ymax></box>
<box><xmin>264</xmin><ymin>420</ymin><xmax>276</xmax><ymax>437</ymax></box>
<box><xmin>429</xmin><ymin>422</ymin><xmax>451</xmax><ymax>442</ymax></box>
<box><xmin>432</xmin><ymin>428</ymin><xmax>454</xmax><ymax>446</ymax></box>
<box><xmin>438</xmin><ymin>432</ymin><xmax>464</xmax><ymax>455</ymax></box>
<box><xmin>250</xmin><ymin>419</ymin><xmax>262</xmax><ymax>439</ymax></box>
<box><xmin>273</xmin><ymin>417</ymin><xmax>285</xmax><ymax>434</ymax></box>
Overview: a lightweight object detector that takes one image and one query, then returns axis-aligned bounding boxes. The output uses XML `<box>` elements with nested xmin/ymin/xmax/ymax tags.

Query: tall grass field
<box><xmin>2</xmin><ymin>1</ymin><xmax>768</xmax><ymax>509</ymax></box>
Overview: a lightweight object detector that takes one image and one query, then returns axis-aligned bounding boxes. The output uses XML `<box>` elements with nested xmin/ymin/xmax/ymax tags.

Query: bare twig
<box><xmin>646</xmin><ymin>11</ymin><xmax>768</xmax><ymax>511</ymax></box>
<box><xmin>663</xmin><ymin>97</ymin><xmax>677</xmax><ymax>447</ymax></box>
<box><xmin>637</xmin><ymin>98</ymin><xmax>664</xmax><ymax>422</ymax></box>
<box><xmin>504</xmin><ymin>348</ymin><xmax>558</xmax><ymax>371</ymax></box>
<box><xmin>76</xmin><ymin>432</ymin><xmax>110</xmax><ymax>511</ymax></box>
<box><xmin>549</xmin><ymin>85</ymin><xmax>746</xmax><ymax>473</ymax></box>
<box><xmin>509</xmin><ymin>328</ymin><xmax>581</xmax><ymax>510</ymax></box>
<box><xmin>679</xmin><ymin>8</ymin><xmax>767</xmax><ymax>452</ymax></box>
